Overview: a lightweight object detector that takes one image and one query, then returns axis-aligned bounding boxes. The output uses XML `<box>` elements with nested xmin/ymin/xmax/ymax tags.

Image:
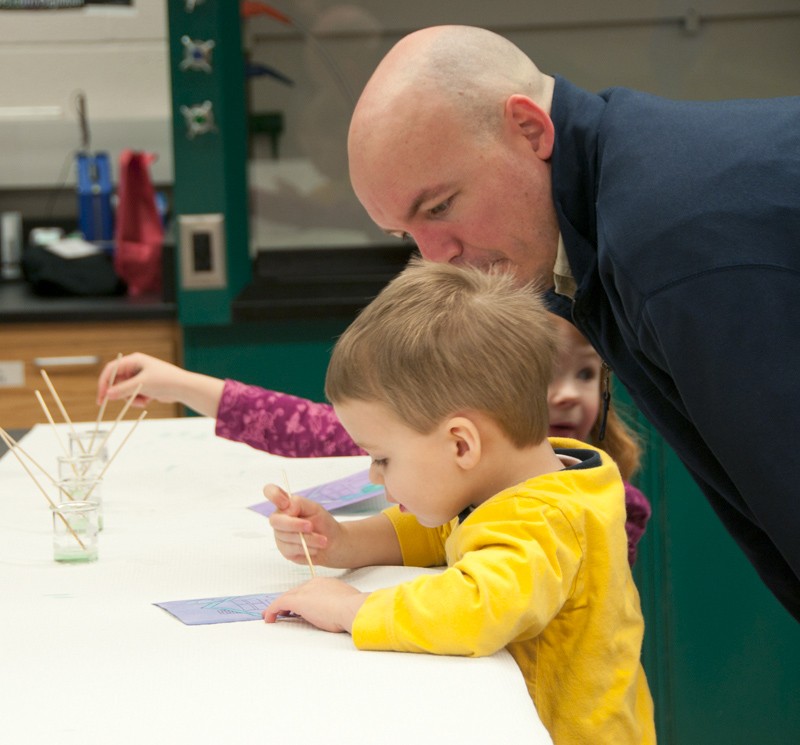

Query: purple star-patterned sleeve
<box><xmin>624</xmin><ymin>481</ymin><xmax>652</xmax><ymax>566</ymax></box>
<box><xmin>214</xmin><ymin>379</ymin><xmax>364</xmax><ymax>458</ymax></box>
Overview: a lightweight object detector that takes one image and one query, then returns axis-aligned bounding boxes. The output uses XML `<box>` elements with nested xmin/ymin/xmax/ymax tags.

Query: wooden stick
<box><xmin>0</xmin><ymin>428</ymin><xmax>86</xmax><ymax>549</ymax></box>
<box><xmin>40</xmin><ymin>369</ymin><xmax>84</xmax><ymax>453</ymax></box>
<box><xmin>34</xmin><ymin>390</ymin><xmax>84</xmax><ymax>480</ymax></box>
<box><xmin>83</xmin><ymin>410</ymin><xmax>147</xmax><ymax>503</ymax></box>
<box><xmin>90</xmin><ymin>382</ymin><xmax>143</xmax><ymax>460</ymax></box>
<box><xmin>281</xmin><ymin>468</ymin><xmax>316</xmax><ymax>578</ymax></box>
<box><xmin>34</xmin><ymin>389</ymin><xmax>71</xmax><ymax>460</ymax></box>
<box><xmin>89</xmin><ymin>352</ymin><xmax>122</xmax><ymax>452</ymax></box>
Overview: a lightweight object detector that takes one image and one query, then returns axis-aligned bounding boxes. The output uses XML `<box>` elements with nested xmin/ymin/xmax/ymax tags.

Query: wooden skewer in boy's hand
<box><xmin>263</xmin><ymin>481</ymin><xmax>400</xmax><ymax>572</ymax></box>
<box><xmin>263</xmin><ymin>480</ymin><xmax>343</xmax><ymax>572</ymax></box>
<box><xmin>280</xmin><ymin>470</ymin><xmax>315</xmax><ymax>577</ymax></box>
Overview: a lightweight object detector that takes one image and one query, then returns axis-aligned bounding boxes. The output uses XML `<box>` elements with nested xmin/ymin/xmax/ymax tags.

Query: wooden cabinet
<box><xmin>0</xmin><ymin>319</ymin><xmax>182</xmax><ymax>428</ymax></box>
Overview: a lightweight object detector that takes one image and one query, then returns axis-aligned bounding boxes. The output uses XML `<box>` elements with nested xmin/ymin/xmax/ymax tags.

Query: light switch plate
<box><xmin>178</xmin><ymin>213</ymin><xmax>227</xmax><ymax>289</ymax></box>
<box><xmin>0</xmin><ymin>360</ymin><xmax>25</xmax><ymax>388</ymax></box>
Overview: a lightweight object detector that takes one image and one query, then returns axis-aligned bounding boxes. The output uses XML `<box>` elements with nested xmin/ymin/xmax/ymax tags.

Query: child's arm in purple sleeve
<box><xmin>214</xmin><ymin>379</ymin><xmax>364</xmax><ymax>457</ymax></box>
<box><xmin>624</xmin><ymin>481</ymin><xmax>652</xmax><ymax>566</ymax></box>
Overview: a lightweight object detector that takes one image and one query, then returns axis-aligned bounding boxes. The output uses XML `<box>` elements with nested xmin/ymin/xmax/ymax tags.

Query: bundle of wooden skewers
<box><xmin>0</xmin><ymin>354</ymin><xmax>147</xmax><ymax>545</ymax></box>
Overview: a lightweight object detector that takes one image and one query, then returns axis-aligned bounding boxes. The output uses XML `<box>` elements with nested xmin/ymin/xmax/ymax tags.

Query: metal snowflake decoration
<box><xmin>180</xmin><ymin>36</ymin><xmax>216</xmax><ymax>73</ymax></box>
<box><xmin>180</xmin><ymin>101</ymin><xmax>217</xmax><ymax>139</ymax></box>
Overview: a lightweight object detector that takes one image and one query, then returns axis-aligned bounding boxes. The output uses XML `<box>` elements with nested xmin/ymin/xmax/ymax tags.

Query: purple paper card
<box><xmin>249</xmin><ymin>468</ymin><xmax>385</xmax><ymax>517</ymax></box>
<box><xmin>155</xmin><ymin>593</ymin><xmax>283</xmax><ymax>625</ymax></box>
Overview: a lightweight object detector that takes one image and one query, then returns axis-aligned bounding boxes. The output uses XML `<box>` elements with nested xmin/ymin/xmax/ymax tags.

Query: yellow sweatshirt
<box><xmin>352</xmin><ymin>438</ymin><xmax>655</xmax><ymax>744</ymax></box>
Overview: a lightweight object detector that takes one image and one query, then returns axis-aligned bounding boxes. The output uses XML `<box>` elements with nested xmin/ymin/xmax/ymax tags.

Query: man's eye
<box><xmin>429</xmin><ymin>198</ymin><xmax>451</xmax><ymax>217</ymax></box>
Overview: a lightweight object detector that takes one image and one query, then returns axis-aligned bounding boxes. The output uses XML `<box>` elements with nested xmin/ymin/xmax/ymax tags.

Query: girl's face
<box><xmin>547</xmin><ymin>316</ymin><xmax>602</xmax><ymax>443</ymax></box>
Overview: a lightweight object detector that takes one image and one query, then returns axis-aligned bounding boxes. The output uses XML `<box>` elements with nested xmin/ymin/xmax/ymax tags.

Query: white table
<box><xmin>0</xmin><ymin>417</ymin><xmax>551</xmax><ymax>744</ymax></box>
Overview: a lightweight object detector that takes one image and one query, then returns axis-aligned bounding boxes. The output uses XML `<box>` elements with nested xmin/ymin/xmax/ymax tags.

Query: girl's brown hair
<box><xmin>590</xmin><ymin>385</ymin><xmax>642</xmax><ymax>482</ymax></box>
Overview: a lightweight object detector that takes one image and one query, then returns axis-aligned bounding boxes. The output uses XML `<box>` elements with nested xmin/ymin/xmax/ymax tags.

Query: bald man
<box><xmin>348</xmin><ymin>26</ymin><xmax>800</xmax><ymax>620</ymax></box>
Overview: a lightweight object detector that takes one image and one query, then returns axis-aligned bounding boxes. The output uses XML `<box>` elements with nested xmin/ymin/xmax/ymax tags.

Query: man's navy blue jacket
<box><xmin>548</xmin><ymin>76</ymin><xmax>800</xmax><ymax>618</ymax></box>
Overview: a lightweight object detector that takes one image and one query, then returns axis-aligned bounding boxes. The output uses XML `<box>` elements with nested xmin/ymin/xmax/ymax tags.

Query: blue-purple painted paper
<box><xmin>249</xmin><ymin>468</ymin><xmax>385</xmax><ymax>517</ymax></box>
<box><xmin>155</xmin><ymin>593</ymin><xmax>283</xmax><ymax>625</ymax></box>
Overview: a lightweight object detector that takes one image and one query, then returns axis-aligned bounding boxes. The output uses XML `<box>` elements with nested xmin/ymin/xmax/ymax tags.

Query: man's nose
<box><xmin>412</xmin><ymin>228</ymin><xmax>461</xmax><ymax>263</ymax></box>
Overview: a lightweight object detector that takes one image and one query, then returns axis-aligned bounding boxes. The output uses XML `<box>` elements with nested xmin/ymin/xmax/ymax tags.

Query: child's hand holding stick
<box><xmin>280</xmin><ymin>469</ymin><xmax>315</xmax><ymax>577</ymax></box>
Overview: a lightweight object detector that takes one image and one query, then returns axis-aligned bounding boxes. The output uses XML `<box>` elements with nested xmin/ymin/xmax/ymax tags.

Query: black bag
<box><xmin>22</xmin><ymin>244</ymin><xmax>126</xmax><ymax>297</ymax></box>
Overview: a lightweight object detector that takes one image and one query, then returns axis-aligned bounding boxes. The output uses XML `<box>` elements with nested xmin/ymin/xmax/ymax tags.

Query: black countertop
<box><xmin>1</xmin><ymin>245</ymin><xmax>413</xmax><ymax>325</ymax></box>
<box><xmin>232</xmin><ymin>245</ymin><xmax>416</xmax><ymax>322</ymax></box>
<box><xmin>0</xmin><ymin>280</ymin><xmax>176</xmax><ymax>323</ymax></box>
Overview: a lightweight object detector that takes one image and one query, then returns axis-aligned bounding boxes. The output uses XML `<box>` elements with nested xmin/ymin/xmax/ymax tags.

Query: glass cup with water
<box><xmin>56</xmin><ymin>475</ymin><xmax>104</xmax><ymax>531</ymax></box>
<box><xmin>68</xmin><ymin>429</ymin><xmax>110</xmax><ymax>466</ymax></box>
<box><xmin>51</xmin><ymin>500</ymin><xmax>99</xmax><ymax>563</ymax></box>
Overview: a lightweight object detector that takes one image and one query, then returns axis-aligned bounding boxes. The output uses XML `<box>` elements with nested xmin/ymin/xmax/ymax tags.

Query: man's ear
<box><xmin>446</xmin><ymin>416</ymin><xmax>482</xmax><ymax>471</ymax></box>
<box><xmin>504</xmin><ymin>94</ymin><xmax>554</xmax><ymax>160</ymax></box>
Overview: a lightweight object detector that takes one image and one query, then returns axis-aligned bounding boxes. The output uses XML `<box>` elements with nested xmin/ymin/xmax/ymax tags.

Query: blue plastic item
<box><xmin>76</xmin><ymin>151</ymin><xmax>114</xmax><ymax>242</ymax></box>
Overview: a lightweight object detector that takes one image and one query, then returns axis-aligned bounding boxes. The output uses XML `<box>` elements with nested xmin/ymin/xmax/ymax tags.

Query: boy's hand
<box><xmin>265</xmin><ymin>484</ymin><xmax>346</xmax><ymax>567</ymax></box>
<box><xmin>266</xmin><ymin>486</ymin><xmax>402</xmax><ymax>569</ymax></box>
<box><xmin>262</xmin><ymin>577</ymin><xmax>368</xmax><ymax>633</ymax></box>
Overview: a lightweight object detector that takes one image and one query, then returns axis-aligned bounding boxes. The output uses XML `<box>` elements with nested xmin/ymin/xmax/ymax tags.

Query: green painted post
<box><xmin>166</xmin><ymin>0</ymin><xmax>250</xmax><ymax>327</ymax></box>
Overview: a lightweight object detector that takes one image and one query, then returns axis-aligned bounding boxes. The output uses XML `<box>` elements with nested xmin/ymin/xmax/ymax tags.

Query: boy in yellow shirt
<box><xmin>263</xmin><ymin>259</ymin><xmax>655</xmax><ymax>744</ymax></box>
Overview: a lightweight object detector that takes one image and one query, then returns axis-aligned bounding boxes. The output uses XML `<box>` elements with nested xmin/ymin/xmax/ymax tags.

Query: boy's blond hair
<box><xmin>325</xmin><ymin>259</ymin><xmax>557</xmax><ymax>446</ymax></box>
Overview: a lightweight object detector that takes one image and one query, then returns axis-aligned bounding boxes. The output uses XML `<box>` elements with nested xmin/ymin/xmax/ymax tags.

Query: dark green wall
<box><xmin>630</xmin><ymin>396</ymin><xmax>800</xmax><ymax>744</ymax></box>
<box><xmin>182</xmin><ymin>317</ymin><xmax>351</xmax><ymax>404</ymax></box>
